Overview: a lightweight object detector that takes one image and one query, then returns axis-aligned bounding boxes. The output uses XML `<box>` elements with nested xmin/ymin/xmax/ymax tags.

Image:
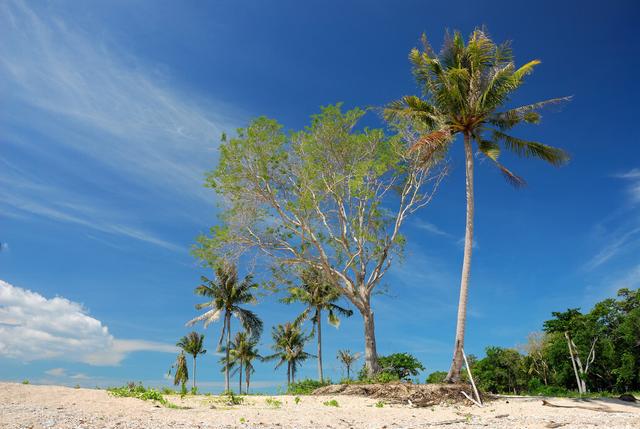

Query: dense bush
<box><xmin>358</xmin><ymin>352</ymin><xmax>424</xmax><ymax>382</ymax></box>
<box><xmin>470</xmin><ymin>288</ymin><xmax>640</xmax><ymax>395</ymax></box>
<box><xmin>286</xmin><ymin>379</ymin><xmax>331</xmax><ymax>395</ymax></box>
<box><xmin>426</xmin><ymin>371</ymin><xmax>447</xmax><ymax>384</ymax></box>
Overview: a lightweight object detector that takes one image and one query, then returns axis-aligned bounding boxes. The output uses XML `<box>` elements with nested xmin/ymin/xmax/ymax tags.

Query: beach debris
<box><xmin>618</xmin><ymin>394</ymin><xmax>637</xmax><ymax>402</ymax></box>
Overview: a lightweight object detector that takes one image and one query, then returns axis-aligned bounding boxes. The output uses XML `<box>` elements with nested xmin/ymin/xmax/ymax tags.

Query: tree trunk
<box><xmin>225</xmin><ymin>312</ymin><xmax>231</xmax><ymax>393</ymax></box>
<box><xmin>362</xmin><ymin>308</ymin><xmax>380</xmax><ymax>375</ymax></box>
<box><xmin>287</xmin><ymin>362</ymin><xmax>291</xmax><ymax>386</ymax></box>
<box><xmin>317</xmin><ymin>308</ymin><xmax>323</xmax><ymax>382</ymax></box>
<box><xmin>565</xmin><ymin>332</ymin><xmax>583</xmax><ymax>394</ymax></box>
<box><xmin>346</xmin><ymin>364</ymin><xmax>350</xmax><ymax>380</ymax></box>
<box><xmin>246</xmin><ymin>367</ymin><xmax>250</xmax><ymax>394</ymax></box>
<box><xmin>239</xmin><ymin>358</ymin><xmax>243</xmax><ymax>395</ymax></box>
<box><xmin>445</xmin><ymin>132</ymin><xmax>475</xmax><ymax>383</ymax></box>
<box><xmin>192</xmin><ymin>356</ymin><xmax>196</xmax><ymax>391</ymax></box>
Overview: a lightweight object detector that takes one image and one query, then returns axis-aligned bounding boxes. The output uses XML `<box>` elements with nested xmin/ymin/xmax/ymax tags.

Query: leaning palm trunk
<box><xmin>445</xmin><ymin>133</ymin><xmax>474</xmax><ymax>382</ymax></box>
<box><xmin>316</xmin><ymin>309</ymin><xmax>323</xmax><ymax>382</ymax></box>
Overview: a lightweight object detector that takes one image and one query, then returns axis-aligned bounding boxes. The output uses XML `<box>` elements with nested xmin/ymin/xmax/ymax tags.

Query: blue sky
<box><xmin>1</xmin><ymin>0</ymin><xmax>639</xmax><ymax>392</ymax></box>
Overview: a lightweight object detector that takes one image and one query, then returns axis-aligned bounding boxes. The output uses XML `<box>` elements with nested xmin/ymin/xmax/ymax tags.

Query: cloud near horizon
<box><xmin>0</xmin><ymin>279</ymin><xmax>177</xmax><ymax>366</ymax></box>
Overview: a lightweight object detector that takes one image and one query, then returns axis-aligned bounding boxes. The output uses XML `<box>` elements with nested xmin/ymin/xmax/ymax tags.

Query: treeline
<box><xmin>429</xmin><ymin>288</ymin><xmax>640</xmax><ymax>394</ymax></box>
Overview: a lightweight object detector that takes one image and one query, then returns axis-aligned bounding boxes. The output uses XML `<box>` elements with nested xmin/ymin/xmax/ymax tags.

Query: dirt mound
<box><xmin>313</xmin><ymin>382</ymin><xmax>482</xmax><ymax>407</ymax></box>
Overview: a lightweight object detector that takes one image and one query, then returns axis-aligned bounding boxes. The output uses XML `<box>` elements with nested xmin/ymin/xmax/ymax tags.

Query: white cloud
<box><xmin>45</xmin><ymin>368</ymin><xmax>66</xmax><ymax>377</ymax></box>
<box><xmin>414</xmin><ymin>219</ymin><xmax>452</xmax><ymax>237</ymax></box>
<box><xmin>0</xmin><ymin>1</ymin><xmax>244</xmax><ymax>248</ymax></box>
<box><xmin>0</xmin><ymin>279</ymin><xmax>177</xmax><ymax>365</ymax></box>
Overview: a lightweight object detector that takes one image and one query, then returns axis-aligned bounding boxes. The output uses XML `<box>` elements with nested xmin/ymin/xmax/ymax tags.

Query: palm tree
<box><xmin>186</xmin><ymin>262</ymin><xmax>263</xmax><ymax>393</ymax></box>
<box><xmin>221</xmin><ymin>331</ymin><xmax>263</xmax><ymax>394</ymax></box>
<box><xmin>337</xmin><ymin>349</ymin><xmax>362</xmax><ymax>381</ymax></box>
<box><xmin>385</xmin><ymin>28</ymin><xmax>569</xmax><ymax>382</ymax></box>
<box><xmin>169</xmin><ymin>351</ymin><xmax>189</xmax><ymax>393</ymax></box>
<box><xmin>177</xmin><ymin>332</ymin><xmax>206</xmax><ymax>391</ymax></box>
<box><xmin>265</xmin><ymin>322</ymin><xmax>313</xmax><ymax>385</ymax></box>
<box><xmin>282</xmin><ymin>267</ymin><xmax>353</xmax><ymax>382</ymax></box>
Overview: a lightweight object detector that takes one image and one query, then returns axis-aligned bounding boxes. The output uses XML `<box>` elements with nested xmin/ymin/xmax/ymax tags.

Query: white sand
<box><xmin>1</xmin><ymin>382</ymin><xmax>639</xmax><ymax>428</ymax></box>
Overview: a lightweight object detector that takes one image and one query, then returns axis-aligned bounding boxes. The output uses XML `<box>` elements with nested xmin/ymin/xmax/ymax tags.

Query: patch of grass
<box><xmin>265</xmin><ymin>397</ymin><xmax>282</xmax><ymax>408</ymax></box>
<box><xmin>239</xmin><ymin>417</ymin><xmax>246</xmax><ymax>423</ymax></box>
<box><xmin>286</xmin><ymin>378</ymin><xmax>332</xmax><ymax>395</ymax></box>
<box><xmin>222</xmin><ymin>390</ymin><xmax>244</xmax><ymax>405</ymax></box>
<box><xmin>107</xmin><ymin>382</ymin><xmax>183</xmax><ymax>409</ymax></box>
<box><xmin>161</xmin><ymin>387</ymin><xmax>175</xmax><ymax>395</ymax></box>
<box><xmin>375</xmin><ymin>401</ymin><xmax>384</xmax><ymax>408</ymax></box>
<box><xmin>21</xmin><ymin>380</ymin><xmax>29</xmax><ymax>385</ymax></box>
<box><xmin>323</xmin><ymin>399</ymin><xmax>339</xmax><ymax>407</ymax></box>
<box><xmin>294</xmin><ymin>396</ymin><xmax>301</xmax><ymax>405</ymax></box>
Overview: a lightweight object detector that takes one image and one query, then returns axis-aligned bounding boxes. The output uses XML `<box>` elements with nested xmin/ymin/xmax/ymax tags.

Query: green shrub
<box><xmin>107</xmin><ymin>383</ymin><xmax>179</xmax><ymax>408</ymax></box>
<box><xmin>323</xmin><ymin>399</ymin><xmax>339</xmax><ymax>407</ymax></box>
<box><xmin>358</xmin><ymin>353</ymin><xmax>424</xmax><ymax>382</ymax></box>
<box><xmin>161</xmin><ymin>387</ymin><xmax>175</xmax><ymax>395</ymax></box>
<box><xmin>286</xmin><ymin>379</ymin><xmax>331</xmax><ymax>395</ymax></box>
<box><xmin>21</xmin><ymin>380</ymin><xmax>29</xmax><ymax>385</ymax></box>
<box><xmin>265</xmin><ymin>397</ymin><xmax>282</xmax><ymax>408</ymax></box>
<box><xmin>375</xmin><ymin>401</ymin><xmax>384</xmax><ymax>408</ymax></box>
<box><xmin>426</xmin><ymin>371</ymin><xmax>448</xmax><ymax>384</ymax></box>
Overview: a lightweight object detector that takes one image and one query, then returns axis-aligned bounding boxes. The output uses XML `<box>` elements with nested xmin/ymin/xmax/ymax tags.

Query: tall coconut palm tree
<box><xmin>186</xmin><ymin>262</ymin><xmax>263</xmax><ymax>393</ymax></box>
<box><xmin>177</xmin><ymin>332</ymin><xmax>206</xmax><ymax>390</ymax></box>
<box><xmin>385</xmin><ymin>28</ymin><xmax>569</xmax><ymax>382</ymax></box>
<box><xmin>336</xmin><ymin>349</ymin><xmax>362</xmax><ymax>381</ymax></box>
<box><xmin>221</xmin><ymin>331</ymin><xmax>263</xmax><ymax>394</ymax></box>
<box><xmin>282</xmin><ymin>267</ymin><xmax>353</xmax><ymax>382</ymax></box>
<box><xmin>169</xmin><ymin>351</ymin><xmax>189</xmax><ymax>393</ymax></box>
<box><xmin>265</xmin><ymin>322</ymin><xmax>313</xmax><ymax>385</ymax></box>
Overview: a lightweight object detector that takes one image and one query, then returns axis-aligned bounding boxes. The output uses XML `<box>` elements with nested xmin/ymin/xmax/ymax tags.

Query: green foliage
<box><xmin>107</xmin><ymin>383</ymin><xmax>174</xmax><ymax>407</ymax></box>
<box><xmin>426</xmin><ymin>371</ymin><xmax>448</xmax><ymax>384</ymax></box>
<box><xmin>375</xmin><ymin>401</ymin><xmax>384</xmax><ymax>408</ymax></box>
<box><xmin>378</xmin><ymin>353</ymin><xmax>425</xmax><ymax>380</ymax></box>
<box><xmin>223</xmin><ymin>390</ymin><xmax>244</xmax><ymax>405</ymax></box>
<box><xmin>286</xmin><ymin>378</ymin><xmax>331</xmax><ymax>395</ymax></box>
<box><xmin>474</xmin><ymin>287</ymin><xmax>640</xmax><ymax>394</ymax></box>
<box><xmin>161</xmin><ymin>387</ymin><xmax>175</xmax><ymax>395</ymax></box>
<box><xmin>473</xmin><ymin>347</ymin><xmax>528</xmax><ymax>394</ymax></box>
<box><xmin>358</xmin><ymin>352</ymin><xmax>424</xmax><ymax>382</ymax></box>
<box><xmin>21</xmin><ymin>380</ymin><xmax>29</xmax><ymax>385</ymax></box>
<box><xmin>294</xmin><ymin>396</ymin><xmax>301</xmax><ymax>405</ymax></box>
<box><xmin>323</xmin><ymin>399</ymin><xmax>340</xmax><ymax>407</ymax></box>
<box><xmin>265</xmin><ymin>397</ymin><xmax>282</xmax><ymax>408</ymax></box>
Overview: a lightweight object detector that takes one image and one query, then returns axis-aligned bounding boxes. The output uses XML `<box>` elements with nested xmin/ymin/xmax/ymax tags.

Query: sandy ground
<box><xmin>1</xmin><ymin>382</ymin><xmax>639</xmax><ymax>429</ymax></box>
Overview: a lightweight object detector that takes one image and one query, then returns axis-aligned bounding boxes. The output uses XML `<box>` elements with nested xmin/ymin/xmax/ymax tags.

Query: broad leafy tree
<box><xmin>386</xmin><ymin>28</ymin><xmax>569</xmax><ymax>381</ymax></box>
<box><xmin>186</xmin><ymin>262</ymin><xmax>263</xmax><ymax>392</ymax></box>
<box><xmin>195</xmin><ymin>105</ymin><xmax>445</xmax><ymax>374</ymax></box>
<box><xmin>283</xmin><ymin>267</ymin><xmax>353</xmax><ymax>381</ymax></box>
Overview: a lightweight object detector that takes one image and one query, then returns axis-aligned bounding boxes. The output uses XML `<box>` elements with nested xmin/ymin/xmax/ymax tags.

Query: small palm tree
<box><xmin>169</xmin><ymin>351</ymin><xmax>189</xmax><ymax>393</ymax></box>
<box><xmin>221</xmin><ymin>331</ymin><xmax>263</xmax><ymax>394</ymax></box>
<box><xmin>385</xmin><ymin>28</ymin><xmax>569</xmax><ymax>382</ymax></box>
<box><xmin>283</xmin><ymin>267</ymin><xmax>353</xmax><ymax>382</ymax></box>
<box><xmin>337</xmin><ymin>349</ymin><xmax>362</xmax><ymax>381</ymax></box>
<box><xmin>265</xmin><ymin>322</ymin><xmax>313</xmax><ymax>385</ymax></box>
<box><xmin>186</xmin><ymin>262</ymin><xmax>263</xmax><ymax>393</ymax></box>
<box><xmin>177</xmin><ymin>332</ymin><xmax>206</xmax><ymax>390</ymax></box>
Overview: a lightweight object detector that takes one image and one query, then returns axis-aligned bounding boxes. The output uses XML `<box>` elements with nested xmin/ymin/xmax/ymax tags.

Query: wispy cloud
<box><xmin>414</xmin><ymin>219</ymin><xmax>452</xmax><ymax>238</ymax></box>
<box><xmin>585</xmin><ymin>168</ymin><xmax>640</xmax><ymax>270</ymax></box>
<box><xmin>0</xmin><ymin>279</ymin><xmax>177</xmax><ymax>366</ymax></box>
<box><xmin>0</xmin><ymin>1</ymin><xmax>243</xmax><ymax>249</ymax></box>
